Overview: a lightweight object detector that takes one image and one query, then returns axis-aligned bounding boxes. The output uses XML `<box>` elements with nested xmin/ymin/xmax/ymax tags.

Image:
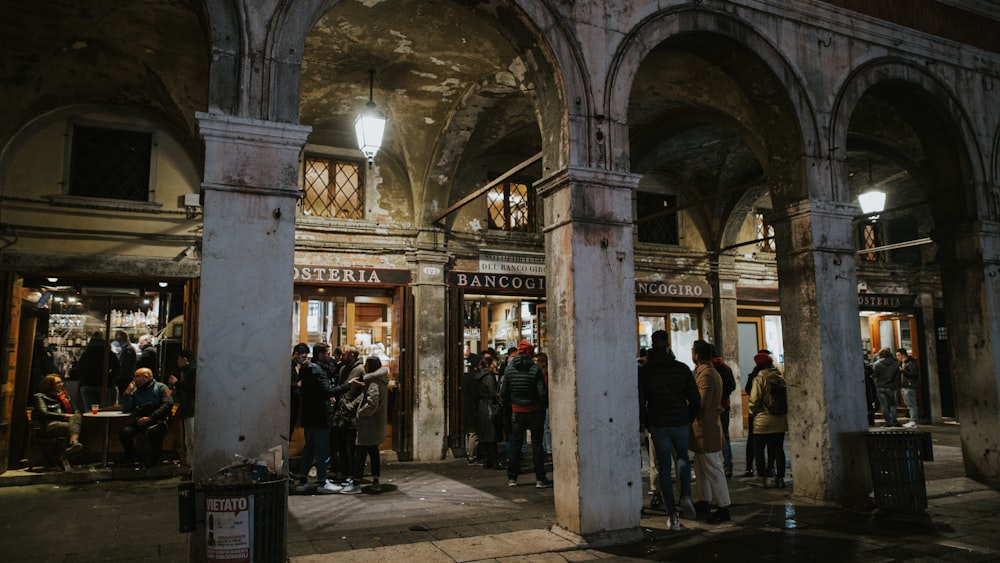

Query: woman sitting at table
<box><xmin>32</xmin><ymin>374</ymin><xmax>84</xmax><ymax>456</ymax></box>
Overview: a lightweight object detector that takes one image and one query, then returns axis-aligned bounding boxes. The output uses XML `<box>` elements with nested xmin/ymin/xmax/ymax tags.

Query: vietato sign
<box><xmin>293</xmin><ymin>265</ymin><xmax>411</xmax><ymax>286</ymax></box>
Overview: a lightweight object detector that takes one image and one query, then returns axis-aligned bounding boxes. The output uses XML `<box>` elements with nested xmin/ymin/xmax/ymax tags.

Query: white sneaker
<box><xmin>340</xmin><ymin>482</ymin><xmax>362</xmax><ymax>494</ymax></box>
<box><xmin>319</xmin><ymin>480</ymin><xmax>343</xmax><ymax>494</ymax></box>
<box><xmin>903</xmin><ymin>421</ymin><xmax>917</xmax><ymax>428</ymax></box>
<box><xmin>294</xmin><ymin>482</ymin><xmax>312</xmax><ymax>493</ymax></box>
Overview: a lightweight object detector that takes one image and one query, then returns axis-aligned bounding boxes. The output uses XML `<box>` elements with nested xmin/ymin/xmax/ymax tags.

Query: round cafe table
<box><xmin>82</xmin><ymin>410</ymin><xmax>131</xmax><ymax>467</ymax></box>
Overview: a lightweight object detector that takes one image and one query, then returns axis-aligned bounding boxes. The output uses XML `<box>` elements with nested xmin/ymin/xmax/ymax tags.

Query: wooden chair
<box><xmin>24</xmin><ymin>408</ymin><xmax>71</xmax><ymax>471</ymax></box>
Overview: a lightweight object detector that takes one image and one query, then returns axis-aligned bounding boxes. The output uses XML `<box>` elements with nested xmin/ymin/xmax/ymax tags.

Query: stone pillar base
<box><xmin>549</xmin><ymin>524</ymin><xmax>645</xmax><ymax>549</ymax></box>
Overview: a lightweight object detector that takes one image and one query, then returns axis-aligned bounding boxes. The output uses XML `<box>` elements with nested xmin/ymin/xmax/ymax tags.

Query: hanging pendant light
<box><xmin>354</xmin><ymin>69</ymin><xmax>386</xmax><ymax>167</ymax></box>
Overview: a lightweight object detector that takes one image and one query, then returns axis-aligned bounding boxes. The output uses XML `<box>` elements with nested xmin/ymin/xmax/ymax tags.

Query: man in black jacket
<box><xmin>293</xmin><ymin>343</ymin><xmax>358</xmax><ymax>494</ymax></box>
<box><xmin>500</xmin><ymin>340</ymin><xmax>552</xmax><ymax>489</ymax></box>
<box><xmin>638</xmin><ymin>330</ymin><xmax>700</xmax><ymax>531</ymax></box>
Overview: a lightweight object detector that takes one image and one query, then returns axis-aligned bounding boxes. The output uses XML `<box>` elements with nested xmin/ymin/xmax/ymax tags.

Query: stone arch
<box><xmin>830</xmin><ymin>57</ymin><xmax>987</xmax><ymax>225</ymax></box>
<box><xmin>0</xmin><ymin>105</ymin><xmax>203</xmax><ymax>192</ymax></box>
<box><xmin>991</xmin><ymin>123</ymin><xmax>1000</xmax><ymax>221</ymax></box>
<box><xmin>203</xmin><ymin>0</ymin><xmax>338</xmax><ymax>122</ymax></box>
<box><xmin>607</xmin><ymin>6</ymin><xmax>821</xmax><ymax>249</ymax></box>
<box><xmin>414</xmin><ymin>2</ymin><xmax>591</xmax><ymax>225</ymax></box>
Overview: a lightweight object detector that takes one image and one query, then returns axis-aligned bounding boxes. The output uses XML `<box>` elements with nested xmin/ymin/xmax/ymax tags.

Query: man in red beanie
<box><xmin>499</xmin><ymin>339</ymin><xmax>552</xmax><ymax>488</ymax></box>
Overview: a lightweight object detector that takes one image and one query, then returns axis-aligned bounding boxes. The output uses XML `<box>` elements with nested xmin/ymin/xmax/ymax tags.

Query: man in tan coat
<box><xmin>690</xmin><ymin>340</ymin><xmax>732</xmax><ymax>524</ymax></box>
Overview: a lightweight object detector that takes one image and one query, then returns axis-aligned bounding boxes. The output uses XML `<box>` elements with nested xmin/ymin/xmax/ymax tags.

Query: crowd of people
<box><xmin>637</xmin><ymin>334</ymin><xmax>794</xmax><ymax>531</ymax></box>
<box><xmin>461</xmin><ymin>341</ymin><xmax>553</xmax><ymax>489</ymax></box>
<box><xmin>36</xmin><ymin>326</ymin><xmax>921</xmax><ymax>524</ymax></box>
<box><xmin>289</xmin><ymin>343</ymin><xmax>389</xmax><ymax>494</ymax></box>
<box><xmin>866</xmin><ymin>346</ymin><xmax>921</xmax><ymax>428</ymax></box>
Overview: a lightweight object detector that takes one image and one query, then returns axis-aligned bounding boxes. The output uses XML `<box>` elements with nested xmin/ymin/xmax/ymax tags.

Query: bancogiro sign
<box><xmin>448</xmin><ymin>272</ymin><xmax>545</xmax><ymax>294</ymax></box>
<box><xmin>635</xmin><ymin>280</ymin><xmax>712</xmax><ymax>298</ymax></box>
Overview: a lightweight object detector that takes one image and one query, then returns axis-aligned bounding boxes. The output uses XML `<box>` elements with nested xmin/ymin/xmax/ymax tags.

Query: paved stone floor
<box><xmin>2</xmin><ymin>422</ymin><xmax>998</xmax><ymax>562</ymax></box>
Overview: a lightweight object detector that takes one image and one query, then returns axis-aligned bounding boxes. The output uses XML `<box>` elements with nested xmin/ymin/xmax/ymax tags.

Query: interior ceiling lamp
<box><xmin>354</xmin><ymin>69</ymin><xmax>386</xmax><ymax>168</ymax></box>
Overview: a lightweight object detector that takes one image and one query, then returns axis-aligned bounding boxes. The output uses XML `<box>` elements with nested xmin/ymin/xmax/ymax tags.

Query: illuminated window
<box><xmin>69</xmin><ymin>126</ymin><xmax>152</xmax><ymax>201</ymax></box>
<box><xmin>301</xmin><ymin>156</ymin><xmax>363</xmax><ymax>219</ymax></box>
<box><xmin>755</xmin><ymin>212</ymin><xmax>776</xmax><ymax>253</ymax></box>
<box><xmin>636</xmin><ymin>192</ymin><xmax>679</xmax><ymax>245</ymax></box>
<box><xmin>859</xmin><ymin>221</ymin><xmax>882</xmax><ymax>262</ymax></box>
<box><xmin>487</xmin><ymin>181</ymin><xmax>532</xmax><ymax>232</ymax></box>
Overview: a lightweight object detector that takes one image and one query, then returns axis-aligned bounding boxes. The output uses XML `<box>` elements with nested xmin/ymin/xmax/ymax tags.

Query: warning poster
<box><xmin>206</xmin><ymin>494</ymin><xmax>253</xmax><ymax>562</ymax></box>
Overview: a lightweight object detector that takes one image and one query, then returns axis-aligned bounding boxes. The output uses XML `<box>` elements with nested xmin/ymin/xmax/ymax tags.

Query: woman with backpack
<box><xmin>748</xmin><ymin>352</ymin><xmax>788</xmax><ymax>488</ymax></box>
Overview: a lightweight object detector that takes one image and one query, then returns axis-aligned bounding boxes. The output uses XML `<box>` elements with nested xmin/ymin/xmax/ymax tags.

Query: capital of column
<box><xmin>707</xmin><ymin>254</ymin><xmax>739</xmax><ymax>298</ymax></box>
<box><xmin>536</xmin><ymin>166</ymin><xmax>641</xmax><ymax>232</ymax></box>
<box><xmin>405</xmin><ymin>249</ymin><xmax>452</xmax><ymax>286</ymax></box>
<box><xmin>197</xmin><ymin>112</ymin><xmax>312</xmax><ymax>196</ymax></box>
<box><xmin>768</xmin><ymin>198</ymin><xmax>858</xmax><ymax>255</ymax></box>
<box><xmin>931</xmin><ymin>221</ymin><xmax>1000</xmax><ymax>270</ymax></box>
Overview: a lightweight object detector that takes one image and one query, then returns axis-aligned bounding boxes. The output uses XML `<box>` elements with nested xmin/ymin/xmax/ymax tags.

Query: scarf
<box><xmin>57</xmin><ymin>391</ymin><xmax>74</xmax><ymax>414</ymax></box>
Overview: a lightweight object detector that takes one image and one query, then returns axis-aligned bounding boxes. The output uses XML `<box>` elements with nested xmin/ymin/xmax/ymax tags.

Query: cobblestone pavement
<box><xmin>2</xmin><ymin>422</ymin><xmax>998</xmax><ymax>562</ymax></box>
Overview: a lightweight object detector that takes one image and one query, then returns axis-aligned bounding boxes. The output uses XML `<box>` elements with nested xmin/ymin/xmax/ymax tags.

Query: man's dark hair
<box><xmin>692</xmin><ymin>339</ymin><xmax>713</xmax><ymax>362</ymax></box>
<box><xmin>293</xmin><ymin>343</ymin><xmax>310</xmax><ymax>355</ymax></box>
<box><xmin>312</xmin><ymin>343</ymin><xmax>330</xmax><ymax>357</ymax></box>
<box><xmin>178</xmin><ymin>349</ymin><xmax>194</xmax><ymax>361</ymax></box>
<box><xmin>896</xmin><ymin>347</ymin><xmax>908</xmax><ymax>355</ymax></box>
<box><xmin>467</xmin><ymin>354</ymin><xmax>481</xmax><ymax>370</ymax></box>
<box><xmin>650</xmin><ymin>330</ymin><xmax>669</xmax><ymax>348</ymax></box>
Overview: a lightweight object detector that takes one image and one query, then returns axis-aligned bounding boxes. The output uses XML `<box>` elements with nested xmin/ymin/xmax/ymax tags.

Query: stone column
<box><xmin>191</xmin><ymin>114</ymin><xmax>310</xmax><ymax>560</ymax></box>
<box><xmin>708</xmin><ymin>254</ymin><xmax>743</xmax><ymax>438</ymax></box>
<box><xmin>915</xmin><ymin>287</ymin><xmax>942</xmax><ymax>424</ymax></box>
<box><xmin>405</xmin><ymin>246</ymin><xmax>451</xmax><ymax>461</ymax></box>
<box><xmin>934</xmin><ymin>222</ymin><xmax>1000</xmax><ymax>479</ymax></box>
<box><xmin>538</xmin><ymin>167</ymin><xmax>643</xmax><ymax>546</ymax></box>
<box><xmin>769</xmin><ymin>199</ymin><xmax>871</xmax><ymax>502</ymax></box>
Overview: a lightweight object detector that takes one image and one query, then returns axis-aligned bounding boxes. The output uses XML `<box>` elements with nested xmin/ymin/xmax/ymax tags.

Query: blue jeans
<box><xmin>877</xmin><ymin>387</ymin><xmax>898</xmax><ymax>426</ymax></box>
<box><xmin>300</xmin><ymin>427</ymin><xmax>331</xmax><ymax>484</ymax></box>
<box><xmin>508</xmin><ymin>410</ymin><xmax>547</xmax><ymax>481</ymax></box>
<box><xmin>648</xmin><ymin>424</ymin><xmax>692</xmax><ymax>515</ymax></box>
<box><xmin>901</xmin><ymin>388</ymin><xmax>919</xmax><ymax>421</ymax></box>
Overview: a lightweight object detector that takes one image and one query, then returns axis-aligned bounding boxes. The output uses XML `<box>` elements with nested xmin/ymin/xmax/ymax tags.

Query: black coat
<box><xmin>638</xmin><ymin>347</ymin><xmax>700</xmax><ymax>428</ymax></box>
<box><xmin>298</xmin><ymin>361</ymin><xmax>352</xmax><ymax>429</ymax></box>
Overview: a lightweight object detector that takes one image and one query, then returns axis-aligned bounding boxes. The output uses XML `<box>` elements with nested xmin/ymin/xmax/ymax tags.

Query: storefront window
<box><xmin>638</xmin><ymin>312</ymin><xmax>699</xmax><ymax>368</ymax></box>
<box><xmin>292</xmin><ymin>293</ymin><xmax>394</xmax><ymax>368</ymax></box>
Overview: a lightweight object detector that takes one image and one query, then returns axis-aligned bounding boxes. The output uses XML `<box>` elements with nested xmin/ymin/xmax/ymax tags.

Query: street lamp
<box><xmin>354</xmin><ymin>69</ymin><xmax>386</xmax><ymax>168</ymax></box>
<box><xmin>858</xmin><ymin>190</ymin><xmax>886</xmax><ymax>216</ymax></box>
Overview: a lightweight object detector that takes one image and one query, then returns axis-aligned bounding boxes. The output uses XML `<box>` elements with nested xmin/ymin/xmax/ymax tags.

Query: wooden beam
<box><xmin>431</xmin><ymin>151</ymin><xmax>542</xmax><ymax>224</ymax></box>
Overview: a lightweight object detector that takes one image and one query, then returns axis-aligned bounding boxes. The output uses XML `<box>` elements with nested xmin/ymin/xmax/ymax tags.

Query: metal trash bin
<box><xmin>200</xmin><ymin>467</ymin><xmax>287</xmax><ymax>563</ymax></box>
<box><xmin>865</xmin><ymin>430</ymin><xmax>933</xmax><ymax>513</ymax></box>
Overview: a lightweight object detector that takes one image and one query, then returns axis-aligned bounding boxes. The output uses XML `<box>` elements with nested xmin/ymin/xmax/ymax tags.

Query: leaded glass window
<box><xmin>302</xmin><ymin>156</ymin><xmax>363</xmax><ymax>219</ymax></box>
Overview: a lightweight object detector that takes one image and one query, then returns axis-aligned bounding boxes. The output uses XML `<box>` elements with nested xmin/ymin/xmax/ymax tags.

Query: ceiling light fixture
<box><xmin>354</xmin><ymin>69</ymin><xmax>386</xmax><ymax>168</ymax></box>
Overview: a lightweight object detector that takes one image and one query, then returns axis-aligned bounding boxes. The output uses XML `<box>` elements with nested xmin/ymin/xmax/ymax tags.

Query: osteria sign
<box><xmin>293</xmin><ymin>265</ymin><xmax>411</xmax><ymax>286</ymax></box>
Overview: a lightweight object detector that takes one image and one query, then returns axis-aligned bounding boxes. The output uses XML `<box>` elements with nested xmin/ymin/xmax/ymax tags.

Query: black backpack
<box><xmin>763</xmin><ymin>376</ymin><xmax>788</xmax><ymax>416</ymax></box>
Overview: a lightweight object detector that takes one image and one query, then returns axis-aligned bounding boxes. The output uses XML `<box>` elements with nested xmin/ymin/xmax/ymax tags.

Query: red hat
<box><xmin>516</xmin><ymin>340</ymin><xmax>535</xmax><ymax>357</ymax></box>
<box><xmin>753</xmin><ymin>352</ymin><xmax>772</xmax><ymax>366</ymax></box>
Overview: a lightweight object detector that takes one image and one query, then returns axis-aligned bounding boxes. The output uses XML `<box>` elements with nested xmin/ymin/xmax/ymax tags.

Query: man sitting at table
<box><xmin>119</xmin><ymin>367</ymin><xmax>173</xmax><ymax>466</ymax></box>
<box><xmin>33</xmin><ymin>374</ymin><xmax>84</xmax><ymax>457</ymax></box>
